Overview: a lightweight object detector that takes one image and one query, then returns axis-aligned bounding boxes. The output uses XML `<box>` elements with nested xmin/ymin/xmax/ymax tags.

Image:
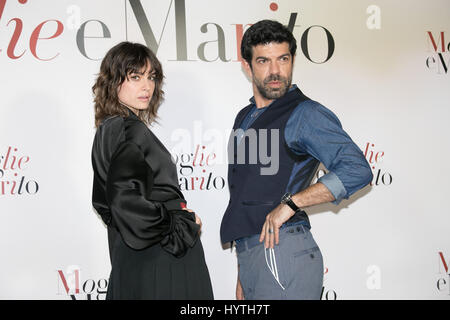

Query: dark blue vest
<box><xmin>220</xmin><ymin>87</ymin><xmax>318</xmax><ymax>244</ymax></box>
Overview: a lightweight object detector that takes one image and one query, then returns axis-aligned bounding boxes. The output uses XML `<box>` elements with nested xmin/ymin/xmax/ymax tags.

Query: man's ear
<box><xmin>241</xmin><ymin>59</ymin><xmax>253</xmax><ymax>78</ymax></box>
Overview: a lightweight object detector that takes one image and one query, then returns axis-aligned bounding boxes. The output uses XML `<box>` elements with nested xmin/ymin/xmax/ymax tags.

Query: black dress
<box><xmin>91</xmin><ymin>111</ymin><xmax>213</xmax><ymax>299</ymax></box>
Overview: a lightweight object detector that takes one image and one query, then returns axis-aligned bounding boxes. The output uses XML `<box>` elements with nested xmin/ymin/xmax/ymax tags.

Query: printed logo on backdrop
<box><xmin>321</xmin><ymin>266</ymin><xmax>337</xmax><ymax>300</ymax></box>
<box><xmin>171</xmin><ymin>121</ymin><xmax>226</xmax><ymax>191</ymax></box>
<box><xmin>426</xmin><ymin>31</ymin><xmax>449</xmax><ymax>74</ymax></box>
<box><xmin>173</xmin><ymin>144</ymin><xmax>225</xmax><ymax>192</ymax></box>
<box><xmin>0</xmin><ymin>0</ymin><xmax>335</xmax><ymax>63</ymax></box>
<box><xmin>0</xmin><ymin>146</ymin><xmax>39</xmax><ymax>196</ymax></box>
<box><xmin>312</xmin><ymin>141</ymin><xmax>392</xmax><ymax>187</ymax></box>
<box><xmin>437</xmin><ymin>252</ymin><xmax>450</xmax><ymax>296</ymax></box>
<box><xmin>57</xmin><ymin>265</ymin><xmax>108</xmax><ymax>300</ymax></box>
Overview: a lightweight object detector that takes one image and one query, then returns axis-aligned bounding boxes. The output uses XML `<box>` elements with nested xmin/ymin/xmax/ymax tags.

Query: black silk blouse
<box><xmin>91</xmin><ymin>111</ymin><xmax>199</xmax><ymax>258</ymax></box>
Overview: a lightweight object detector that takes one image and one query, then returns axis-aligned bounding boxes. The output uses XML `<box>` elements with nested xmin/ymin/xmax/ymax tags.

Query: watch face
<box><xmin>282</xmin><ymin>193</ymin><xmax>290</xmax><ymax>203</ymax></box>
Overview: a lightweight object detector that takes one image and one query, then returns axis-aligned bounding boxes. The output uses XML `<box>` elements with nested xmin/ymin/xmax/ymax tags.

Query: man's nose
<box><xmin>269</xmin><ymin>61</ymin><xmax>280</xmax><ymax>74</ymax></box>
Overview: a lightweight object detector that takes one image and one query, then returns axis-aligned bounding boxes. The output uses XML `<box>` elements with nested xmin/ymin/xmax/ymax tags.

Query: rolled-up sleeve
<box><xmin>285</xmin><ymin>100</ymin><xmax>373</xmax><ymax>204</ymax></box>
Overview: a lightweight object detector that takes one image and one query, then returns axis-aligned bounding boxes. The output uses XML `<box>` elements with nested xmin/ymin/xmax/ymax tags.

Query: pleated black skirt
<box><xmin>106</xmin><ymin>230</ymin><xmax>214</xmax><ymax>300</ymax></box>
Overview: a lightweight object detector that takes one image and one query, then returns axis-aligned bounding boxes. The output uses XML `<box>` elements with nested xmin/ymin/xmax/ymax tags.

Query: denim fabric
<box><xmin>240</xmin><ymin>84</ymin><xmax>373</xmax><ymax>205</ymax></box>
<box><xmin>237</xmin><ymin>225</ymin><xmax>324</xmax><ymax>300</ymax></box>
<box><xmin>284</xmin><ymin>97</ymin><xmax>373</xmax><ymax>204</ymax></box>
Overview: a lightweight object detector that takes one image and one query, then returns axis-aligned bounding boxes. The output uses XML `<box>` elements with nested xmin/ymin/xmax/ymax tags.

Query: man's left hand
<box><xmin>259</xmin><ymin>203</ymin><xmax>295</xmax><ymax>249</ymax></box>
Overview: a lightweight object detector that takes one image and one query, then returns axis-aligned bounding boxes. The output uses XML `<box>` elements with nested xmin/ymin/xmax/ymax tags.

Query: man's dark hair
<box><xmin>241</xmin><ymin>20</ymin><xmax>297</xmax><ymax>67</ymax></box>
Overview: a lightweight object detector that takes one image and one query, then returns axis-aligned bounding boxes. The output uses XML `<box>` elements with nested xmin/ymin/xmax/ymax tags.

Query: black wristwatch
<box><xmin>281</xmin><ymin>192</ymin><xmax>300</xmax><ymax>212</ymax></box>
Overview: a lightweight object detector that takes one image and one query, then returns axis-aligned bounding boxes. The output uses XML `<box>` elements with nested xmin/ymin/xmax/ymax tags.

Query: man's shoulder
<box><xmin>291</xmin><ymin>99</ymin><xmax>339</xmax><ymax>120</ymax></box>
<box><xmin>231</xmin><ymin>103</ymin><xmax>254</xmax><ymax>126</ymax></box>
<box><xmin>236</xmin><ymin>103</ymin><xmax>254</xmax><ymax>117</ymax></box>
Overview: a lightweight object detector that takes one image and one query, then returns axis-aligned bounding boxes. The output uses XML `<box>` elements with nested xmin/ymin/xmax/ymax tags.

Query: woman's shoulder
<box><xmin>99</xmin><ymin>115</ymin><xmax>124</xmax><ymax>129</ymax></box>
<box><xmin>122</xmin><ymin>114</ymin><xmax>153</xmax><ymax>144</ymax></box>
<box><xmin>96</xmin><ymin>115</ymin><xmax>125</xmax><ymax>137</ymax></box>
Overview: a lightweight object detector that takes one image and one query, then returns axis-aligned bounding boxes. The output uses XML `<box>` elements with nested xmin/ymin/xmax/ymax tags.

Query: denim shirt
<box><xmin>239</xmin><ymin>85</ymin><xmax>372</xmax><ymax>204</ymax></box>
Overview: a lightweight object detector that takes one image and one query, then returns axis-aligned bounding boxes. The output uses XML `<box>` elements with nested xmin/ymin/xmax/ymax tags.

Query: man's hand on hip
<box><xmin>259</xmin><ymin>203</ymin><xmax>295</xmax><ymax>249</ymax></box>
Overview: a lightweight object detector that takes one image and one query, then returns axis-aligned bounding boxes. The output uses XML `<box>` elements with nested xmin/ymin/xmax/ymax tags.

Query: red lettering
<box><xmin>375</xmin><ymin>151</ymin><xmax>384</xmax><ymax>163</ymax></box>
<box><xmin>439</xmin><ymin>252</ymin><xmax>448</xmax><ymax>274</ymax></box>
<box><xmin>6</xmin><ymin>18</ymin><xmax>25</xmax><ymax>59</ymax></box>
<box><xmin>9</xmin><ymin>179</ymin><xmax>16</xmax><ymax>194</ymax></box>
<box><xmin>192</xmin><ymin>145</ymin><xmax>200</xmax><ymax>167</ymax></box>
<box><xmin>199</xmin><ymin>176</ymin><xmax>205</xmax><ymax>190</ymax></box>
<box><xmin>57</xmin><ymin>269</ymin><xmax>80</xmax><ymax>295</ymax></box>
<box><xmin>427</xmin><ymin>31</ymin><xmax>445</xmax><ymax>53</ymax></box>
<box><xmin>2</xmin><ymin>146</ymin><xmax>17</xmax><ymax>170</ymax></box>
<box><xmin>29</xmin><ymin>19</ymin><xmax>64</xmax><ymax>61</ymax></box>
<box><xmin>0</xmin><ymin>0</ymin><xmax>6</xmax><ymax>23</ymax></box>
<box><xmin>233</xmin><ymin>23</ymin><xmax>252</xmax><ymax>62</ymax></box>
<box><xmin>206</xmin><ymin>153</ymin><xmax>216</xmax><ymax>166</ymax></box>
<box><xmin>17</xmin><ymin>156</ymin><xmax>29</xmax><ymax>169</ymax></box>
<box><xmin>57</xmin><ymin>270</ymin><xmax>71</xmax><ymax>295</ymax></box>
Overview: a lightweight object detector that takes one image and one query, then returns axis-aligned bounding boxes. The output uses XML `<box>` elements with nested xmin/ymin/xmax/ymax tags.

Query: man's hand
<box><xmin>259</xmin><ymin>203</ymin><xmax>295</xmax><ymax>249</ymax></box>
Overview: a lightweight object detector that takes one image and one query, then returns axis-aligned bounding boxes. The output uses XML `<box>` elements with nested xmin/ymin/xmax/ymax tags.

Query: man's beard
<box><xmin>253</xmin><ymin>73</ymin><xmax>292</xmax><ymax>100</ymax></box>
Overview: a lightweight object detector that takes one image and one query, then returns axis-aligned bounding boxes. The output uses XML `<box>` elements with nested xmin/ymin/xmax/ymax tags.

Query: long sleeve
<box><xmin>106</xmin><ymin>139</ymin><xmax>199</xmax><ymax>256</ymax></box>
<box><xmin>285</xmin><ymin>100</ymin><xmax>373</xmax><ymax>204</ymax></box>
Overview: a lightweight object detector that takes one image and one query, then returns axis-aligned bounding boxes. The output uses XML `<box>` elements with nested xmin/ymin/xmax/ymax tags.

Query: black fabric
<box><xmin>106</xmin><ymin>226</ymin><xmax>213</xmax><ymax>300</ymax></box>
<box><xmin>91</xmin><ymin>111</ymin><xmax>213</xmax><ymax>299</ymax></box>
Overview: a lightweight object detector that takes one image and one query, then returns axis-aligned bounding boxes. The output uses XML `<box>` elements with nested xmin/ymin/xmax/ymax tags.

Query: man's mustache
<box><xmin>264</xmin><ymin>74</ymin><xmax>287</xmax><ymax>84</ymax></box>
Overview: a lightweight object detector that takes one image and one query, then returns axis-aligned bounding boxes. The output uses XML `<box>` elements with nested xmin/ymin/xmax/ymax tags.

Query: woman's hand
<box><xmin>183</xmin><ymin>208</ymin><xmax>202</xmax><ymax>232</ymax></box>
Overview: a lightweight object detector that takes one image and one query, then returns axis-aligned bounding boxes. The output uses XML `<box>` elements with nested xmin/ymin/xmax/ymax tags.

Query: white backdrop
<box><xmin>1</xmin><ymin>0</ymin><xmax>449</xmax><ymax>300</ymax></box>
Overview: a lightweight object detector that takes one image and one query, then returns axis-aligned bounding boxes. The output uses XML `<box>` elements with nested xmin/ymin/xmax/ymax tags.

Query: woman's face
<box><xmin>117</xmin><ymin>61</ymin><xmax>155</xmax><ymax>114</ymax></box>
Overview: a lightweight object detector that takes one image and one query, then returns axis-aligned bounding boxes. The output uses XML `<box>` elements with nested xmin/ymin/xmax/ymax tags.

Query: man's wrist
<box><xmin>281</xmin><ymin>192</ymin><xmax>300</xmax><ymax>212</ymax></box>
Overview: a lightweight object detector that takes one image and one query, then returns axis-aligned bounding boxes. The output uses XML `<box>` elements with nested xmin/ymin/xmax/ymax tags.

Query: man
<box><xmin>220</xmin><ymin>20</ymin><xmax>373</xmax><ymax>300</ymax></box>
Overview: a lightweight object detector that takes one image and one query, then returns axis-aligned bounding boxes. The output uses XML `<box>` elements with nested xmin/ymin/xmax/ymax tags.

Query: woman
<box><xmin>91</xmin><ymin>41</ymin><xmax>213</xmax><ymax>299</ymax></box>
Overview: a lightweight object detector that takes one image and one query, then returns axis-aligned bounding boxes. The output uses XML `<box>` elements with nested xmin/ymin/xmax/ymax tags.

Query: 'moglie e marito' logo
<box><xmin>0</xmin><ymin>0</ymin><xmax>335</xmax><ymax>63</ymax></box>
<box><xmin>313</xmin><ymin>141</ymin><xmax>392</xmax><ymax>187</ymax></box>
<box><xmin>321</xmin><ymin>267</ymin><xmax>337</xmax><ymax>300</ymax></box>
<box><xmin>173</xmin><ymin>144</ymin><xmax>226</xmax><ymax>192</ymax></box>
<box><xmin>362</xmin><ymin>142</ymin><xmax>392</xmax><ymax>187</ymax></box>
<box><xmin>426</xmin><ymin>31</ymin><xmax>449</xmax><ymax>74</ymax></box>
<box><xmin>57</xmin><ymin>266</ymin><xmax>108</xmax><ymax>300</ymax></box>
<box><xmin>437</xmin><ymin>252</ymin><xmax>450</xmax><ymax>296</ymax></box>
<box><xmin>0</xmin><ymin>146</ymin><xmax>39</xmax><ymax>196</ymax></box>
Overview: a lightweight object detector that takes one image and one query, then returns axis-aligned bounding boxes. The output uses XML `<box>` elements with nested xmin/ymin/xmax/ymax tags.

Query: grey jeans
<box><xmin>236</xmin><ymin>224</ymin><xmax>323</xmax><ymax>300</ymax></box>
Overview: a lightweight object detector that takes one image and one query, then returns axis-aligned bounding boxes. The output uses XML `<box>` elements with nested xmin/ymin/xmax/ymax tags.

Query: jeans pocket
<box><xmin>289</xmin><ymin>246</ymin><xmax>324</xmax><ymax>298</ymax></box>
<box><xmin>293</xmin><ymin>246</ymin><xmax>320</xmax><ymax>259</ymax></box>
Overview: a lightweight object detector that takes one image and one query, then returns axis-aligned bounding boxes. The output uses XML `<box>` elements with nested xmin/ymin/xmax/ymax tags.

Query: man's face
<box><xmin>244</xmin><ymin>42</ymin><xmax>294</xmax><ymax>102</ymax></box>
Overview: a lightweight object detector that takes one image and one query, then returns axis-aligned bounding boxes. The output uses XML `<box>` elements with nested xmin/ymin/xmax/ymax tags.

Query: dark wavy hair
<box><xmin>92</xmin><ymin>41</ymin><xmax>164</xmax><ymax>127</ymax></box>
<box><xmin>241</xmin><ymin>20</ymin><xmax>297</xmax><ymax>67</ymax></box>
